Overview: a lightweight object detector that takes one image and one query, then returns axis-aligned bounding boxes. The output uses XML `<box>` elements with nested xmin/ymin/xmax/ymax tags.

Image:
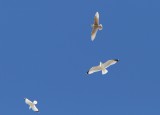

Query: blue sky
<box><xmin>0</xmin><ymin>0</ymin><xmax>160</xmax><ymax>115</ymax></box>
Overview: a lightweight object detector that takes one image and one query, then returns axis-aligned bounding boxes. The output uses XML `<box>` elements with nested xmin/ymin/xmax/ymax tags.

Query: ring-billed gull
<box><xmin>91</xmin><ymin>12</ymin><xmax>103</xmax><ymax>41</ymax></box>
<box><xmin>24</xmin><ymin>98</ymin><xmax>39</xmax><ymax>112</ymax></box>
<box><xmin>87</xmin><ymin>59</ymin><xmax>119</xmax><ymax>75</ymax></box>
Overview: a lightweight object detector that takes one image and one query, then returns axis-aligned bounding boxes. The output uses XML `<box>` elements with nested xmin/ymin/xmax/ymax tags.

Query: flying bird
<box><xmin>24</xmin><ymin>98</ymin><xmax>39</xmax><ymax>112</ymax></box>
<box><xmin>87</xmin><ymin>59</ymin><xmax>119</xmax><ymax>75</ymax></box>
<box><xmin>91</xmin><ymin>12</ymin><xmax>103</xmax><ymax>41</ymax></box>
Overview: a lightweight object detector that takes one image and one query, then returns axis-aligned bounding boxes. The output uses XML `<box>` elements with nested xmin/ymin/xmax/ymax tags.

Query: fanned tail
<box><xmin>102</xmin><ymin>68</ymin><xmax>108</xmax><ymax>75</ymax></box>
<box><xmin>33</xmin><ymin>101</ymin><xmax>38</xmax><ymax>105</ymax></box>
<box><xmin>98</xmin><ymin>24</ymin><xmax>103</xmax><ymax>30</ymax></box>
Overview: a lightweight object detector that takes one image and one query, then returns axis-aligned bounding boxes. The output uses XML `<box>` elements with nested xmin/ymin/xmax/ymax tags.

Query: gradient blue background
<box><xmin>0</xmin><ymin>0</ymin><xmax>160</xmax><ymax>115</ymax></box>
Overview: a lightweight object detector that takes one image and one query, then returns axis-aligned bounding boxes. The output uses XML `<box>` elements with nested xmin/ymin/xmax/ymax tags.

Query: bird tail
<box><xmin>33</xmin><ymin>101</ymin><xmax>38</xmax><ymax>105</ymax></box>
<box><xmin>102</xmin><ymin>68</ymin><xmax>108</xmax><ymax>75</ymax></box>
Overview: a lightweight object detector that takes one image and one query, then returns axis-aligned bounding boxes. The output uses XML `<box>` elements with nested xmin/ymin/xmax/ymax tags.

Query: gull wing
<box><xmin>94</xmin><ymin>12</ymin><xmax>99</xmax><ymax>25</ymax></box>
<box><xmin>31</xmin><ymin>105</ymin><xmax>39</xmax><ymax>112</ymax></box>
<box><xmin>103</xmin><ymin>59</ymin><xmax>119</xmax><ymax>68</ymax></box>
<box><xmin>91</xmin><ymin>27</ymin><xmax>98</xmax><ymax>41</ymax></box>
<box><xmin>87</xmin><ymin>65</ymin><xmax>101</xmax><ymax>74</ymax></box>
<box><xmin>25</xmin><ymin>98</ymin><xmax>33</xmax><ymax>105</ymax></box>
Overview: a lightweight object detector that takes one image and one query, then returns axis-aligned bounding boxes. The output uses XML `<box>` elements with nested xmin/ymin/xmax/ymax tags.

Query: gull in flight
<box><xmin>87</xmin><ymin>59</ymin><xmax>119</xmax><ymax>75</ymax></box>
<box><xmin>91</xmin><ymin>12</ymin><xmax>103</xmax><ymax>41</ymax></box>
<box><xmin>24</xmin><ymin>98</ymin><xmax>39</xmax><ymax>112</ymax></box>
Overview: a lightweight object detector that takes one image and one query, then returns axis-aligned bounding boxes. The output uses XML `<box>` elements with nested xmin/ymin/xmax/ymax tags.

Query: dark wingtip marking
<box><xmin>86</xmin><ymin>71</ymin><xmax>89</xmax><ymax>74</ymax></box>
<box><xmin>114</xmin><ymin>59</ymin><xmax>119</xmax><ymax>62</ymax></box>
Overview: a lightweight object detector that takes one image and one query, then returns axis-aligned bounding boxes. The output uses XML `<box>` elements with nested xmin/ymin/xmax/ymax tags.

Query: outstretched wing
<box><xmin>32</xmin><ymin>105</ymin><xmax>39</xmax><ymax>112</ymax></box>
<box><xmin>25</xmin><ymin>98</ymin><xmax>32</xmax><ymax>105</ymax></box>
<box><xmin>87</xmin><ymin>65</ymin><xmax>101</xmax><ymax>74</ymax></box>
<box><xmin>91</xmin><ymin>27</ymin><xmax>98</xmax><ymax>41</ymax></box>
<box><xmin>94</xmin><ymin>12</ymin><xmax>99</xmax><ymax>25</ymax></box>
<box><xmin>103</xmin><ymin>59</ymin><xmax>119</xmax><ymax>68</ymax></box>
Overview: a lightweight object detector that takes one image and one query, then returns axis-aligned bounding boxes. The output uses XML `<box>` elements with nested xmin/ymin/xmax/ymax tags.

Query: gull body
<box><xmin>87</xmin><ymin>59</ymin><xmax>119</xmax><ymax>75</ymax></box>
<box><xmin>24</xmin><ymin>98</ymin><xmax>39</xmax><ymax>112</ymax></box>
<box><xmin>91</xmin><ymin>12</ymin><xmax>103</xmax><ymax>41</ymax></box>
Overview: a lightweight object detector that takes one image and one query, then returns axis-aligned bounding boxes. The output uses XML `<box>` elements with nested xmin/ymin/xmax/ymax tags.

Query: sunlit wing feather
<box><xmin>94</xmin><ymin>12</ymin><xmax>99</xmax><ymax>25</ymax></box>
<box><xmin>91</xmin><ymin>27</ymin><xmax>98</xmax><ymax>41</ymax></box>
<box><xmin>25</xmin><ymin>98</ymin><xmax>33</xmax><ymax>105</ymax></box>
<box><xmin>88</xmin><ymin>66</ymin><xmax>101</xmax><ymax>74</ymax></box>
<box><xmin>31</xmin><ymin>105</ymin><xmax>39</xmax><ymax>112</ymax></box>
<box><xmin>103</xmin><ymin>59</ymin><xmax>118</xmax><ymax>68</ymax></box>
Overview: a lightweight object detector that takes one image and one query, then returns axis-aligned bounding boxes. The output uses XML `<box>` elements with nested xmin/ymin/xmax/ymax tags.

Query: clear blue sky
<box><xmin>0</xmin><ymin>0</ymin><xmax>160</xmax><ymax>115</ymax></box>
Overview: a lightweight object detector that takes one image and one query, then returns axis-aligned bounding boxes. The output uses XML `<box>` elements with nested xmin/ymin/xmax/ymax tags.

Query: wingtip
<box><xmin>95</xmin><ymin>12</ymin><xmax>99</xmax><ymax>15</ymax></box>
<box><xmin>91</xmin><ymin>35</ymin><xmax>95</xmax><ymax>41</ymax></box>
<box><xmin>86</xmin><ymin>70</ymin><xmax>91</xmax><ymax>75</ymax></box>
<box><xmin>95</xmin><ymin>12</ymin><xmax>99</xmax><ymax>18</ymax></box>
<box><xmin>114</xmin><ymin>59</ymin><xmax>119</xmax><ymax>62</ymax></box>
